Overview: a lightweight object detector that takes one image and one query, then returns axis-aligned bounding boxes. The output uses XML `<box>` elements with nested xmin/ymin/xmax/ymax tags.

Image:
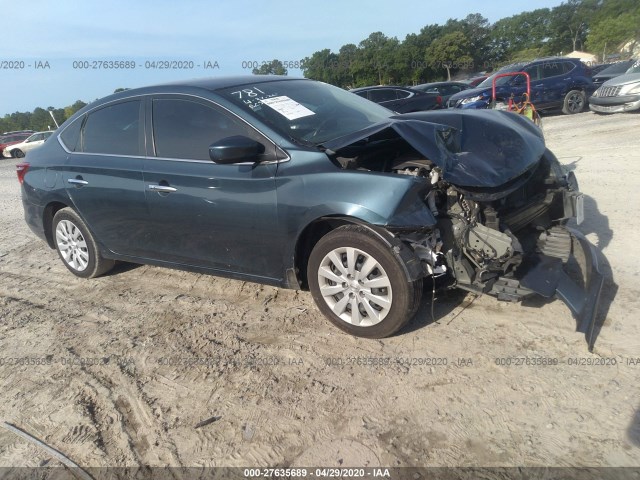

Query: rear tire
<box><xmin>562</xmin><ymin>90</ymin><xmax>586</xmax><ymax>114</ymax></box>
<box><xmin>52</xmin><ymin>208</ymin><xmax>115</xmax><ymax>278</ymax></box>
<box><xmin>308</xmin><ymin>225</ymin><xmax>422</xmax><ymax>338</ymax></box>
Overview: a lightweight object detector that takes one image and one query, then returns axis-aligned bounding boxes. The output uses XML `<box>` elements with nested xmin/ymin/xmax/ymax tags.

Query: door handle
<box><xmin>148</xmin><ymin>184</ymin><xmax>177</xmax><ymax>193</ymax></box>
<box><xmin>67</xmin><ymin>178</ymin><xmax>88</xmax><ymax>186</ymax></box>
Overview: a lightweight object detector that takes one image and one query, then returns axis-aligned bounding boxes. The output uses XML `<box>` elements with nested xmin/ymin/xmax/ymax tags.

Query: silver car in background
<box><xmin>589</xmin><ymin>60</ymin><xmax>640</xmax><ymax>113</ymax></box>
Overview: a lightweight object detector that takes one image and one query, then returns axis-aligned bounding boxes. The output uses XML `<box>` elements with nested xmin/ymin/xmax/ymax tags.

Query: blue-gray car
<box><xmin>17</xmin><ymin>76</ymin><xmax>604</xmax><ymax>347</ymax></box>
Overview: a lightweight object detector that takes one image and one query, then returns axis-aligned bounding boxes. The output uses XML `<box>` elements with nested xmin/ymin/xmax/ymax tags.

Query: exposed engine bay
<box><xmin>334</xmin><ymin>140</ymin><xmax>583</xmax><ymax>296</ymax></box>
<box><xmin>326</xmin><ymin>112</ymin><xmax>601</xmax><ymax>349</ymax></box>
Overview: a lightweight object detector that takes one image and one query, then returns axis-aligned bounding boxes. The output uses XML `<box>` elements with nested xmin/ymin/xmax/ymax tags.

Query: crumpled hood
<box><xmin>323</xmin><ymin>109</ymin><xmax>546</xmax><ymax>188</ymax></box>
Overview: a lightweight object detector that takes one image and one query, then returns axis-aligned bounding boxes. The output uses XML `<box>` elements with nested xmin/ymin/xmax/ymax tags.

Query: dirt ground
<box><xmin>0</xmin><ymin>111</ymin><xmax>639</xmax><ymax>471</ymax></box>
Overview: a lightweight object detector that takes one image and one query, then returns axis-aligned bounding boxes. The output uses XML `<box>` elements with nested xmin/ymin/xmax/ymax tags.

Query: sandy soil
<box><xmin>0</xmin><ymin>111</ymin><xmax>639</xmax><ymax>471</ymax></box>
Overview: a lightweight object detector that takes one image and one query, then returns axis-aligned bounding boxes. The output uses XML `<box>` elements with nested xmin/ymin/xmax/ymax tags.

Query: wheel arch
<box><xmin>292</xmin><ymin>215</ymin><xmax>423</xmax><ymax>290</ymax></box>
<box><xmin>43</xmin><ymin>201</ymin><xmax>72</xmax><ymax>248</ymax></box>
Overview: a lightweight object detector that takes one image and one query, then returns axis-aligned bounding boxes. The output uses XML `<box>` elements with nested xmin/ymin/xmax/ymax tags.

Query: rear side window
<box><xmin>542</xmin><ymin>62</ymin><xmax>564</xmax><ymax>78</ymax></box>
<box><xmin>82</xmin><ymin>100</ymin><xmax>141</xmax><ymax>155</ymax></box>
<box><xmin>368</xmin><ymin>89</ymin><xmax>397</xmax><ymax>102</ymax></box>
<box><xmin>60</xmin><ymin>117</ymin><xmax>84</xmax><ymax>152</ymax></box>
<box><xmin>152</xmin><ymin>98</ymin><xmax>256</xmax><ymax>161</ymax></box>
<box><xmin>395</xmin><ymin>89</ymin><xmax>412</xmax><ymax>99</ymax></box>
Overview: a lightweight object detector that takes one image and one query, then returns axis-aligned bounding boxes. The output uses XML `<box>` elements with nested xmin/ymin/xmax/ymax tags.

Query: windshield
<box><xmin>477</xmin><ymin>65</ymin><xmax>527</xmax><ymax>88</ymax></box>
<box><xmin>626</xmin><ymin>59</ymin><xmax>640</xmax><ymax>74</ymax></box>
<box><xmin>218</xmin><ymin>79</ymin><xmax>393</xmax><ymax>145</ymax></box>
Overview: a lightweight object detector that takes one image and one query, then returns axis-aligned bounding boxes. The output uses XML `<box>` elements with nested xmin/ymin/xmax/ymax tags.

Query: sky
<box><xmin>0</xmin><ymin>0</ymin><xmax>567</xmax><ymax>116</ymax></box>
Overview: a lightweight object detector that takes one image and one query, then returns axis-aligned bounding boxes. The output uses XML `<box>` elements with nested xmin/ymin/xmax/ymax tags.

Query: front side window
<box><xmin>478</xmin><ymin>64</ymin><xmax>528</xmax><ymax>88</ymax></box>
<box><xmin>82</xmin><ymin>100</ymin><xmax>141</xmax><ymax>155</ymax></box>
<box><xmin>152</xmin><ymin>98</ymin><xmax>257</xmax><ymax>161</ymax></box>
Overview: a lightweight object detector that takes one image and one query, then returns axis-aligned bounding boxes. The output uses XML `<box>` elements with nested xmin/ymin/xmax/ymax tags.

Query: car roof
<box><xmin>350</xmin><ymin>86</ymin><xmax>416</xmax><ymax>92</ymax></box>
<box><xmin>68</xmin><ymin>76</ymin><xmax>311</xmax><ymax>116</ymax></box>
<box><xmin>415</xmin><ymin>81</ymin><xmax>469</xmax><ymax>87</ymax></box>
<box><xmin>153</xmin><ymin>75</ymin><xmax>304</xmax><ymax>91</ymax></box>
<box><xmin>595</xmin><ymin>60</ymin><xmax>635</xmax><ymax>76</ymax></box>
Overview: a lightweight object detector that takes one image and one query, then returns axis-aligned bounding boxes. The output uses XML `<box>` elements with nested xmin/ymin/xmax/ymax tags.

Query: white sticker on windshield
<box><xmin>260</xmin><ymin>96</ymin><xmax>315</xmax><ymax>120</ymax></box>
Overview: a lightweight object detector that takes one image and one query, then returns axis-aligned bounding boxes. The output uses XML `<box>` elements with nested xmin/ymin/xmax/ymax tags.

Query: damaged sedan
<box><xmin>18</xmin><ymin>76</ymin><xmax>604</xmax><ymax>348</ymax></box>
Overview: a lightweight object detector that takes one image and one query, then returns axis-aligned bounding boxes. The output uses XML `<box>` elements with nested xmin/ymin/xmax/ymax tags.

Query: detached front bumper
<box><xmin>515</xmin><ymin>228</ymin><xmax>605</xmax><ymax>351</ymax></box>
<box><xmin>589</xmin><ymin>94</ymin><xmax>640</xmax><ymax>113</ymax></box>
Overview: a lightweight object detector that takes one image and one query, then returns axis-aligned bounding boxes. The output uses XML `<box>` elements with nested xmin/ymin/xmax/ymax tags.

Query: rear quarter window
<box><xmin>60</xmin><ymin>117</ymin><xmax>84</xmax><ymax>152</ymax></box>
<box><xmin>81</xmin><ymin>100</ymin><xmax>142</xmax><ymax>156</ymax></box>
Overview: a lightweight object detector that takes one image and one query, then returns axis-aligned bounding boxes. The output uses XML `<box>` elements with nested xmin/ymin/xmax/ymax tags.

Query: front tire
<box><xmin>308</xmin><ymin>225</ymin><xmax>422</xmax><ymax>338</ymax></box>
<box><xmin>12</xmin><ymin>149</ymin><xmax>24</xmax><ymax>158</ymax></box>
<box><xmin>52</xmin><ymin>208</ymin><xmax>115</xmax><ymax>278</ymax></box>
<box><xmin>562</xmin><ymin>90</ymin><xmax>586</xmax><ymax>114</ymax></box>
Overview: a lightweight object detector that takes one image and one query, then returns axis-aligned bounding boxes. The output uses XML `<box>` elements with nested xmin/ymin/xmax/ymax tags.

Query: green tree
<box><xmin>301</xmin><ymin>49</ymin><xmax>339</xmax><ymax>84</ymax></box>
<box><xmin>350</xmin><ymin>32</ymin><xmax>401</xmax><ymax>86</ymax></box>
<box><xmin>404</xmin><ymin>24</ymin><xmax>445</xmax><ymax>83</ymax></box>
<box><xmin>489</xmin><ymin>8</ymin><xmax>552</xmax><ymax>64</ymax></box>
<box><xmin>459</xmin><ymin>13</ymin><xmax>492</xmax><ymax>69</ymax></box>
<box><xmin>426</xmin><ymin>31</ymin><xmax>473</xmax><ymax>80</ymax></box>
<box><xmin>587</xmin><ymin>13</ymin><xmax>640</xmax><ymax>60</ymax></box>
<box><xmin>64</xmin><ymin>100</ymin><xmax>87</xmax><ymax>120</ymax></box>
<box><xmin>547</xmin><ymin>0</ymin><xmax>601</xmax><ymax>54</ymax></box>
<box><xmin>252</xmin><ymin>59</ymin><xmax>287</xmax><ymax>75</ymax></box>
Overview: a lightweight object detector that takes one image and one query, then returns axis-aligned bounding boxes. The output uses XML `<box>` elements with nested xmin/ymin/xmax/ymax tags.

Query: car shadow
<box><xmin>104</xmin><ymin>261</ymin><xmax>143</xmax><ymax>276</ymax></box>
<box><xmin>628</xmin><ymin>407</ymin><xmax>640</xmax><ymax>447</ymax></box>
<box><xmin>578</xmin><ymin>194</ymin><xmax>614</xmax><ymax>250</ymax></box>
<box><xmin>401</xmin><ymin>280</ymin><xmax>470</xmax><ymax>334</ymax></box>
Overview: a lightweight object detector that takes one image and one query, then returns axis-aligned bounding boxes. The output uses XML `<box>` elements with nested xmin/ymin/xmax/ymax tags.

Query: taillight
<box><xmin>16</xmin><ymin>162</ymin><xmax>30</xmax><ymax>184</ymax></box>
<box><xmin>436</xmin><ymin>95</ymin><xmax>443</xmax><ymax>105</ymax></box>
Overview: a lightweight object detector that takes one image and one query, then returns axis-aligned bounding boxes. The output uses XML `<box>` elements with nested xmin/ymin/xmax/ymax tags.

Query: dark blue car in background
<box><xmin>447</xmin><ymin>57</ymin><xmax>595</xmax><ymax>114</ymax></box>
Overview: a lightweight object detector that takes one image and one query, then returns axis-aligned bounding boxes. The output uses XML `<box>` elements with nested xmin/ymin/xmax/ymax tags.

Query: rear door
<box><xmin>141</xmin><ymin>95</ymin><xmax>282</xmax><ymax>278</ymax></box>
<box><xmin>61</xmin><ymin>99</ymin><xmax>149</xmax><ymax>256</ymax></box>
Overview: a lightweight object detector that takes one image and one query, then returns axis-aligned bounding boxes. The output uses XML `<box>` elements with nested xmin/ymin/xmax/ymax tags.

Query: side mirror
<box><xmin>209</xmin><ymin>136</ymin><xmax>265</xmax><ymax>164</ymax></box>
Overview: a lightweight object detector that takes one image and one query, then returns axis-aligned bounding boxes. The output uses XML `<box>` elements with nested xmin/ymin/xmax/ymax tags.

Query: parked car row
<box><xmin>0</xmin><ymin>132</ymin><xmax>33</xmax><ymax>157</ymax></box>
<box><xmin>447</xmin><ymin>57</ymin><xmax>594</xmax><ymax>114</ymax></box>
<box><xmin>350</xmin><ymin>86</ymin><xmax>442</xmax><ymax>113</ymax></box>
<box><xmin>2</xmin><ymin>130</ymin><xmax>54</xmax><ymax>158</ymax></box>
<box><xmin>589</xmin><ymin>59</ymin><xmax>640</xmax><ymax>114</ymax></box>
<box><xmin>352</xmin><ymin>57</ymin><xmax>639</xmax><ymax>116</ymax></box>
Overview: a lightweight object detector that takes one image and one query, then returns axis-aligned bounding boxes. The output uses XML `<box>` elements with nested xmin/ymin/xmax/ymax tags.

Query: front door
<box><xmin>141</xmin><ymin>96</ymin><xmax>282</xmax><ymax>279</ymax></box>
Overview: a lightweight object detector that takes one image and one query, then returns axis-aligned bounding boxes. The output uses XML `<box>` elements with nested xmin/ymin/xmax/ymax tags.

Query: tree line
<box><xmin>1</xmin><ymin>100</ymin><xmax>87</xmax><ymax>135</ymax></box>
<box><xmin>299</xmin><ymin>0</ymin><xmax>639</xmax><ymax>87</ymax></box>
<box><xmin>3</xmin><ymin>0</ymin><xmax>638</xmax><ymax>131</ymax></box>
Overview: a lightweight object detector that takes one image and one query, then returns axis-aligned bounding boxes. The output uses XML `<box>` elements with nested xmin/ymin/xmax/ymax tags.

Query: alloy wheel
<box><xmin>55</xmin><ymin>219</ymin><xmax>89</xmax><ymax>271</ymax></box>
<box><xmin>317</xmin><ymin>246</ymin><xmax>392</xmax><ymax>327</ymax></box>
